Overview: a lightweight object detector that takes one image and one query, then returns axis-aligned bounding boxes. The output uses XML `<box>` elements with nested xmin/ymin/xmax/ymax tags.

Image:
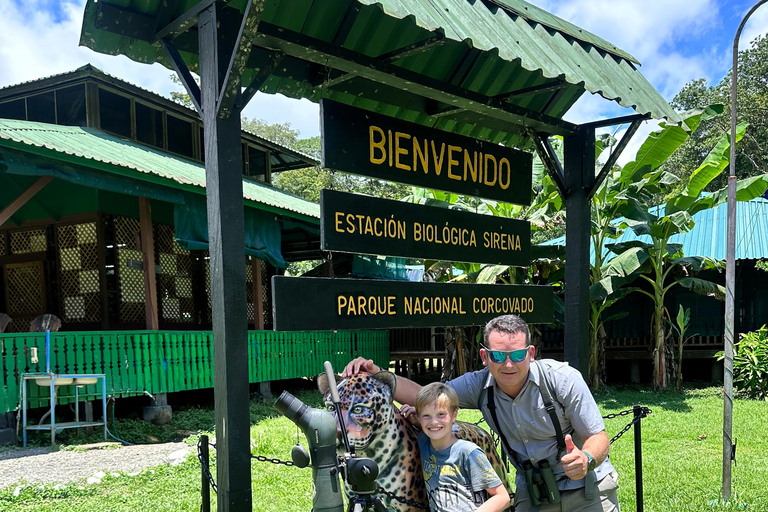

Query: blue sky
<box><xmin>0</xmin><ymin>0</ymin><xmax>765</xmax><ymax>163</ymax></box>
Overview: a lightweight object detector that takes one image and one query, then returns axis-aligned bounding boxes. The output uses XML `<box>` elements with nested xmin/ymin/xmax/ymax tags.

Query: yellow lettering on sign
<box><xmin>484</xmin><ymin>154</ymin><xmax>497</xmax><ymax>186</ymax></box>
<box><xmin>447</xmin><ymin>145</ymin><xmax>461</xmax><ymax>181</ymax></box>
<box><xmin>395</xmin><ymin>132</ymin><xmax>411</xmax><ymax>171</ymax></box>
<box><xmin>369</xmin><ymin>126</ymin><xmax>386</xmax><ymax>164</ymax></box>
<box><xmin>431</xmin><ymin>141</ymin><xmax>446</xmax><ymax>176</ymax></box>
<box><xmin>414</xmin><ymin>138</ymin><xmax>428</xmax><ymax>173</ymax></box>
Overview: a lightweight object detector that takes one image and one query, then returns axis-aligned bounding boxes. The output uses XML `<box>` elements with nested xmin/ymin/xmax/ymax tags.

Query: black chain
<box><xmin>251</xmin><ymin>454</ymin><xmax>296</xmax><ymax>467</ymax></box>
<box><xmin>604</xmin><ymin>407</ymin><xmax>652</xmax><ymax>445</ymax></box>
<box><xmin>376</xmin><ymin>485</ymin><xmax>430</xmax><ymax>509</ymax></box>
<box><xmin>197</xmin><ymin>439</ymin><xmax>218</xmax><ymax>494</ymax></box>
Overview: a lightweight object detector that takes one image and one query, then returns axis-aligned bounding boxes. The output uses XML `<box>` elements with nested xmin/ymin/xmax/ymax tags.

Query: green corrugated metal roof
<box><xmin>79</xmin><ymin>0</ymin><xmax>681</xmax><ymax>150</ymax></box>
<box><xmin>0</xmin><ymin>64</ymin><xmax>318</xmax><ymax>173</ymax></box>
<box><xmin>542</xmin><ymin>198</ymin><xmax>768</xmax><ymax>262</ymax></box>
<box><xmin>0</xmin><ymin>119</ymin><xmax>320</xmax><ymax>220</ymax></box>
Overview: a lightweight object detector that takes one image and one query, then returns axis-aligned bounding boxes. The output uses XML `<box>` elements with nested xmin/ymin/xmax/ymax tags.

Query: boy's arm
<box><xmin>475</xmin><ymin>484</ymin><xmax>509</xmax><ymax>512</ymax></box>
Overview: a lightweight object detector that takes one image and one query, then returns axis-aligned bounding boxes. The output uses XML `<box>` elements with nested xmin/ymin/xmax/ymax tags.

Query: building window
<box><xmin>135</xmin><ymin>102</ymin><xmax>164</xmax><ymax>149</ymax></box>
<box><xmin>248</xmin><ymin>145</ymin><xmax>268</xmax><ymax>182</ymax></box>
<box><xmin>26</xmin><ymin>91</ymin><xmax>55</xmax><ymax>124</ymax></box>
<box><xmin>0</xmin><ymin>99</ymin><xmax>26</xmax><ymax>120</ymax></box>
<box><xmin>99</xmin><ymin>88</ymin><xmax>132</xmax><ymax>138</ymax></box>
<box><xmin>56</xmin><ymin>85</ymin><xmax>87</xmax><ymax>126</ymax></box>
<box><xmin>166</xmin><ymin>114</ymin><xmax>194</xmax><ymax>158</ymax></box>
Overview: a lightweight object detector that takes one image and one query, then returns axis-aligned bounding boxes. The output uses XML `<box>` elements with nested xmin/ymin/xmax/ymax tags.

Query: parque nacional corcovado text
<box><xmin>336</xmin><ymin>294</ymin><xmax>536</xmax><ymax>317</ymax></box>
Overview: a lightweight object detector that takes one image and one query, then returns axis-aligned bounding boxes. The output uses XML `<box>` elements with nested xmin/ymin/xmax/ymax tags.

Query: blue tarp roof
<box><xmin>542</xmin><ymin>197</ymin><xmax>768</xmax><ymax>263</ymax></box>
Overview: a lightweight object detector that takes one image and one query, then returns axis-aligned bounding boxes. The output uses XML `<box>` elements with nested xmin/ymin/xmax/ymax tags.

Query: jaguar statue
<box><xmin>318</xmin><ymin>371</ymin><xmax>512</xmax><ymax>512</ymax></box>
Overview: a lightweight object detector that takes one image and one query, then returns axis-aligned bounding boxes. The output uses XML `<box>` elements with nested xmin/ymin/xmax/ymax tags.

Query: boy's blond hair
<box><xmin>415</xmin><ymin>382</ymin><xmax>459</xmax><ymax>416</ymax></box>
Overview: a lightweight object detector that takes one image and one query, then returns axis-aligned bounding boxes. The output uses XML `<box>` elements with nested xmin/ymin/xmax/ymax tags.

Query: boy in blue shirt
<box><xmin>401</xmin><ymin>382</ymin><xmax>510</xmax><ymax>512</ymax></box>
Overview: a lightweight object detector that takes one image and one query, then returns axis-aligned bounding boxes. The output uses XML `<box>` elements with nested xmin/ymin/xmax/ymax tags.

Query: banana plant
<box><xmin>593</xmin><ymin>120</ymin><xmax>768</xmax><ymax>390</ymax></box>
<box><xmin>667</xmin><ymin>305</ymin><xmax>695</xmax><ymax>392</ymax></box>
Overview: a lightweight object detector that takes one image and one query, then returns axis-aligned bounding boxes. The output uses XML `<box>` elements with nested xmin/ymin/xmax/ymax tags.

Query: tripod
<box><xmin>345</xmin><ymin>458</ymin><xmax>388</xmax><ymax>512</ymax></box>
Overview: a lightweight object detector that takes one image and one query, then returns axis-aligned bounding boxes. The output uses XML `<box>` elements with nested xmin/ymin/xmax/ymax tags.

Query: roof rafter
<box><xmin>254</xmin><ymin>22</ymin><xmax>576</xmax><ymax>136</ymax></box>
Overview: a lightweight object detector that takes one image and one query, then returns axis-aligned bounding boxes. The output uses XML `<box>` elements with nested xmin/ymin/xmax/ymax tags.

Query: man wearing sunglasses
<box><xmin>343</xmin><ymin>314</ymin><xmax>619</xmax><ymax>512</ymax></box>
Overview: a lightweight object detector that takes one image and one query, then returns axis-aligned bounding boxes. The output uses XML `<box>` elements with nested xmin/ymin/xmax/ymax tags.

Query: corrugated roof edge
<box><xmin>486</xmin><ymin>0</ymin><xmax>639</xmax><ymax>64</ymax></box>
<box><xmin>360</xmin><ymin>1</ymin><xmax>680</xmax><ymax>125</ymax></box>
<box><xmin>0</xmin><ymin>120</ymin><xmax>320</xmax><ymax>220</ymax></box>
<box><xmin>0</xmin><ymin>64</ymin><xmax>318</xmax><ymax>166</ymax></box>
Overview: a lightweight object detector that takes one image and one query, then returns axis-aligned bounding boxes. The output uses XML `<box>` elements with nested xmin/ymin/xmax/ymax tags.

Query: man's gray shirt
<box><xmin>447</xmin><ymin>359</ymin><xmax>615</xmax><ymax>494</ymax></box>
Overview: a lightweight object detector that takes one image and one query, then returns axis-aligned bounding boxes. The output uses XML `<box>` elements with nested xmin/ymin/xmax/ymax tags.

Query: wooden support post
<box><xmin>199</xmin><ymin>3</ymin><xmax>252</xmax><ymax>510</ymax></box>
<box><xmin>0</xmin><ymin>176</ymin><xmax>53</xmax><ymax>227</ymax></box>
<box><xmin>139</xmin><ymin>198</ymin><xmax>159</xmax><ymax>330</ymax></box>
<box><xmin>252</xmin><ymin>258</ymin><xmax>264</xmax><ymax>330</ymax></box>
<box><xmin>563</xmin><ymin>127</ymin><xmax>594</xmax><ymax>378</ymax></box>
<box><xmin>96</xmin><ymin>213</ymin><xmax>110</xmax><ymax>330</ymax></box>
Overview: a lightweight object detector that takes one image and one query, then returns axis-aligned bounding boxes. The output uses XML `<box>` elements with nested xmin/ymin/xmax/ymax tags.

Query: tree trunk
<box><xmin>653</xmin><ymin>308</ymin><xmax>667</xmax><ymax>390</ymax></box>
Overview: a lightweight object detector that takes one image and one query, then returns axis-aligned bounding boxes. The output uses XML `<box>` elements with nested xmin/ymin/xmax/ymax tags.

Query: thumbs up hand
<box><xmin>560</xmin><ymin>434</ymin><xmax>589</xmax><ymax>480</ymax></box>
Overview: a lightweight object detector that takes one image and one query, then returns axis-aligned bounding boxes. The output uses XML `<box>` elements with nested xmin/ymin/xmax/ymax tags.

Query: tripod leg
<box><xmin>371</xmin><ymin>496</ymin><xmax>388</xmax><ymax>512</ymax></box>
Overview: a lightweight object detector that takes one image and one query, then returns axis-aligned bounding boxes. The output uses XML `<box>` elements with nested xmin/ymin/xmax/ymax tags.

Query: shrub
<box><xmin>717</xmin><ymin>325</ymin><xmax>768</xmax><ymax>400</ymax></box>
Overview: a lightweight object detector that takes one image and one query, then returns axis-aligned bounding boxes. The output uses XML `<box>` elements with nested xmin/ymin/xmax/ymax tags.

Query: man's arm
<box><xmin>560</xmin><ymin>432</ymin><xmax>610</xmax><ymax>480</ymax></box>
<box><xmin>342</xmin><ymin>357</ymin><xmax>422</xmax><ymax>406</ymax></box>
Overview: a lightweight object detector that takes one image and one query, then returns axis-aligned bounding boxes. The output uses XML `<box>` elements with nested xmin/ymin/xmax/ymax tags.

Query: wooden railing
<box><xmin>0</xmin><ymin>330</ymin><xmax>389</xmax><ymax>413</ymax></box>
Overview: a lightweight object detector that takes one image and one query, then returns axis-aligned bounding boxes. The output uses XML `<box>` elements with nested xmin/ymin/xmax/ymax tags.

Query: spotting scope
<box><xmin>274</xmin><ymin>390</ymin><xmax>344</xmax><ymax>512</ymax></box>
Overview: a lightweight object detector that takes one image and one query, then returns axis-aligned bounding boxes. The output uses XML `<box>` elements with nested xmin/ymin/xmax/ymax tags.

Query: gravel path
<box><xmin>0</xmin><ymin>441</ymin><xmax>192</xmax><ymax>488</ymax></box>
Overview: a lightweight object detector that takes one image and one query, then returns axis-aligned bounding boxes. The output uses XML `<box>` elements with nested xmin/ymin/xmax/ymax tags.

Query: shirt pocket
<box><xmin>528</xmin><ymin>405</ymin><xmax>557</xmax><ymax>440</ymax></box>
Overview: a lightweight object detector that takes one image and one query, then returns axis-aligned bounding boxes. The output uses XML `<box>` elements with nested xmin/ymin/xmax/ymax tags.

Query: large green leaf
<box><xmin>601</xmin><ymin>246</ymin><xmax>650</xmax><ymax>277</ymax></box>
<box><xmin>607</xmin><ymin>240</ymin><xmax>654</xmax><ymax>255</ymax></box>
<box><xmin>677</xmin><ymin>277</ymin><xmax>726</xmax><ymax>300</ymax></box>
<box><xmin>684</xmin><ymin>122</ymin><xmax>748</xmax><ymax>197</ymax></box>
<box><xmin>708</xmin><ymin>174</ymin><xmax>768</xmax><ymax>205</ymax></box>
<box><xmin>669</xmin><ymin>256</ymin><xmax>723</xmax><ymax>271</ymax></box>
<box><xmin>620</xmin><ymin>105</ymin><xmax>723</xmax><ymax>182</ymax></box>
<box><xmin>476</xmin><ymin>264</ymin><xmax>509</xmax><ymax>284</ymax></box>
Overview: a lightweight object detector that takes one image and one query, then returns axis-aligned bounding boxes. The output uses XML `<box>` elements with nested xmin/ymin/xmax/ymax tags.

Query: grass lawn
<box><xmin>1</xmin><ymin>385</ymin><xmax>766</xmax><ymax>511</ymax></box>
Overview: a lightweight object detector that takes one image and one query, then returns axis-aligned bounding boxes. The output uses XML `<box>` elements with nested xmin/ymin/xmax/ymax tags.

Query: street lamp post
<box><xmin>724</xmin><ymin>0</ymin><xmax>767</xmax><ymax>501</ymax></box>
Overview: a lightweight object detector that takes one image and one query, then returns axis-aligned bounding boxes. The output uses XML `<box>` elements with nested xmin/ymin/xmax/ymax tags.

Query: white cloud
<box><xmin>530</xmin><ymin>0</ymin><xmax>725</xmax><ymax>122</ymax></box>
<box><xmin>0</xmin><ymin>0</ymin><xmax>320</xmax><ymax>136</ymax></box>
<box><xmin>601</xmin><ymin>119</ymin><xmax>663</xmax><ymax>167</ymax></box>
<box><xmin>739</xmin><ymin>5</ymin><xmax>768</xmax><ymax>50</ymax></box>
<box><xmin>0</xmin><ymin>1</ymin><xmax>174</xmax><ymax>95</ymax></box>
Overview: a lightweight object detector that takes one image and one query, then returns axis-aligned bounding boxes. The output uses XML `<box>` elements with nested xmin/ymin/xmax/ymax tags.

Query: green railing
<box><xmin>0</xmin><ymin>330</ymin><xmax>389</xmax><ymax>413</ymax></box>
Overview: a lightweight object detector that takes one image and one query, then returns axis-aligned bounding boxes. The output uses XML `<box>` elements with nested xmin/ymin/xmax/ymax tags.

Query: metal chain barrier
<box><xmin>251</xmin><ymin>454</ymin><xmax>296</xmax><ymax>467</ymax></box>
<box><xmin>604</xmin><ymin>407</ymin><xmax>651</xmax><ymax>445</ymax></box>
<box><xmin>197</xmin><ymin>437</ymin><xmax>217</xmax><ymax>494</ymax></box>
<box><xmin>376</xmin><ymin>485</ymin><xmax>430</xmax><ymax>509</ymax></box>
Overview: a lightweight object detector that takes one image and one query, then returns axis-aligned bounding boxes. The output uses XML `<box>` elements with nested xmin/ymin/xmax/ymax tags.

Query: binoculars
<box><xmin>521</xmin><ymin>459</ymin><xmax>561</xmax><ymax>506</ymax></box>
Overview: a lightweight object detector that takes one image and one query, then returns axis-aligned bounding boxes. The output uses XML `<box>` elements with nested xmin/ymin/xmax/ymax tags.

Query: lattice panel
<box><xmin>114</xmin><ymin>216</ymin><xmax>145</xmax><ymax>323</ymax></box>
<box><xmin>154</xmin><ymin>224</ymin><xmax>194</xmax><ymax>323</ymax></box>
<box><xmin>203</xmin><ymin>254</ymin><xmax>263</xmax><ymax>326</ymax></box>
<box><xmin>260</xmin><ymin>260</ymin><xmax>271</xmax><ymax>328</ymax></box>
<box><xmin>246</xmin><ymin>257</ymin><xmax>254</xmax><ymax>323</ymax></box>
<box><xmin>57</xmin><ymin>223</ymin><xmax>101</xmax><ymax>323</ymax></box>
<box><xmin>0</xmin><ymin>232</ymin><xmax>6</xmax><ymax>256</ymax></box>
<box><xmin>4</xmin><ymin>262</ymin><xmax>45</xmax><ymax>332</ymax></box>
<box><xmin>10</xmin><ymin>229</ymin><xmax>47</xmax><ymax>254</ymax></box>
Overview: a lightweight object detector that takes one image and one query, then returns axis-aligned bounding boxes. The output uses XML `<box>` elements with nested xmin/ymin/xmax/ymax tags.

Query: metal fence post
<box><xmin>201</xmin><ymin>434</ymin><xmax>211</xmax><ymax>512</ymax></box>
<box><xmin>633</xmin><ymin>405</ymin><xmax>644</xmax><ymax>512</ymax></box>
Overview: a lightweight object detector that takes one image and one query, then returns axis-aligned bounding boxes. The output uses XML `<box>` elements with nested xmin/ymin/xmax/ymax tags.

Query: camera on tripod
<box><xmin>275</xmin><ymin>361</ymin><xmax>387</xmax><ymax>512</ymax></box>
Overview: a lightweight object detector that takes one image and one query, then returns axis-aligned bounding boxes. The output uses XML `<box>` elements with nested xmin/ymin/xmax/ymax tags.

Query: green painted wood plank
<box><xmin>183</xmin><ymin>335</ymin><xmax>202</xmax><ymax>389</ymax></box>
<box><xmin>149</xmin><ymin>333</ymin><xmax>161</xmax><ymax>394</ymax></box>
<box><xmin>156</xmin><ymin>333</ymin><xmax>168</xmax><ymax>394</ymax></box>
<box><xmin>125</xmin><ymin>334</ymin><xmax>137</xmax><ymax>394</ymax></box>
